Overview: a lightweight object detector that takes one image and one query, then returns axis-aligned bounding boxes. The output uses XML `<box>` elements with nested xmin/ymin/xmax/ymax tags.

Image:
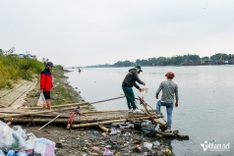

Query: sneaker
<box><xmin>128</xmin><ymin>109</ymin><xmax>133</xmax><ymax>113</ymax></box>
<box><xmin>133</xmin><ymin>109</ymin><xmax>144</xmax><ymax>114</ymax></box>
<box><xmin>165</xmin><ymin>129</ymin><xmax>172</xmax><ymax>133</ymax></box>
<box><xmin>156</xmin><ymin>113</ymin><xmax>164</xmax><ymax>118</ymax></box>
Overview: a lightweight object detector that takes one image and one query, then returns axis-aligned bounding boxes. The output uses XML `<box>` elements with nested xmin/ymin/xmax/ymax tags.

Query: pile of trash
<box><xmin>0</xmin><ymin>121</ymin><xmax>55</xmax><ymax>156</ymax></box>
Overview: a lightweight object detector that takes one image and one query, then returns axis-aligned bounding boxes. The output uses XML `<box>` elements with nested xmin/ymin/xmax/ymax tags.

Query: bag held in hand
<box><xmin>36</xmin><ymin>92</ymin><xmax>46</xmax><ymax>107</ymax></box>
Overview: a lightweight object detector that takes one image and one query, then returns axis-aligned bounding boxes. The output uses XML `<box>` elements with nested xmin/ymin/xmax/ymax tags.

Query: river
<box><xmin>65</xmin><ymin>65</ymin><xmax>234</xmax><ymax>156</ymax></box>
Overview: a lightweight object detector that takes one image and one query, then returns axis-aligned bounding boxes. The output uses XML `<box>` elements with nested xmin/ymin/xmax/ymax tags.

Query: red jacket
<box><xmin>40</xmin><ymin>68</ymin><xmax>53</xmax><ymax>92</ymax></box>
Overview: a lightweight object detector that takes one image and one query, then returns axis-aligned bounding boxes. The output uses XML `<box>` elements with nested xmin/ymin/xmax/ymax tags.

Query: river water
<box><xmin>65</xmin><ymin>65</ymin><xmax>234</xmax><ymax>156</ymax></box>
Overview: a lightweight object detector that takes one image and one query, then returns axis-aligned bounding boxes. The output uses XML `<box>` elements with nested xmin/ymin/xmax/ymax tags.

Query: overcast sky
<box><xmin>1</xmin><ymin>0</ymin><xmax>234</xmax><ymax>67</ymax></box>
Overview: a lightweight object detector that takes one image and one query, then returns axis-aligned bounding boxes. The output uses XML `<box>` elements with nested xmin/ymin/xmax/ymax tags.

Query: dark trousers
<box><xmin>122</xmin><ymin>86</ymin><xmax>137</xmax><ymax>110</ymax></box>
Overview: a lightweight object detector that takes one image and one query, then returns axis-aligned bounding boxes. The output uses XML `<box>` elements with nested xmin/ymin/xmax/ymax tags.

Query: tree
<box><xmin>210</xmin><ymin>53</ymin><xmax>228</xmax><ymax>61</ymax></box>
<box><xmin>135</xmin><ymin>59</ymin><xmax>150</xmax><ymax>66</ymax></box>
<box><xmin>0</xmin><ymin>49</ymin><xmax>4</xmax><ymax>55</ymax></box>
<box><xmin>147</xmin><ymin>57</ymin><xmax>157</xmax><ymax>66</ymax></box>
<box><xmin>4</xmin><ymin>46</ymin><xmax>15</xmax><ymax>55</ymax></box>
<box><xmin>183</xmin><ymin>54</ymin><xmax>200</xmax><ymax>63</ymax></box>
<box><xmin>201</xmin><ymin>56</ymin><xmax>209</xmax><ymax>60</ymax></box>
<box><xmin>113</xmin><ymin>60</ymin><xmax>133</xmax><ymax>67</ymax></box>
<box><xmin>170</xmin><ymin>55</ymin><xmax>183</xmax><ymax>65</ymax></box>
<box><xmin>156</xmin><ymin>57</ymin><xmax>170</xmax><ymax>66</ymax></box>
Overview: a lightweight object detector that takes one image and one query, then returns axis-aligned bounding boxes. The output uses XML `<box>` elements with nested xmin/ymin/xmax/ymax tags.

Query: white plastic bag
<box><xmin>25</xmin><ymin>133</ymin><xmax>37</xmax><ymax>150</ymax></box>
<box><xmin>36</xmin><ymin>92</ymin><xmax>46</xmax><ymax>107</ymax></box>
<box><xmin>13</xmin><ymin>125</ymin><xmax>27</xmax><ymax>140</ymax></box>
<box><xmin>0</xmin><ymin>121</ymin><xmax>26</xmax><ymax>151</ymax></box>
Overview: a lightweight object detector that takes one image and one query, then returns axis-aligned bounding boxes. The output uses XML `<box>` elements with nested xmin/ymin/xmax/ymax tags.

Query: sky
<box><xmin>1</xmin><ymin>0</ymin><xmax>234</xmax><ymax>67</ymax></box>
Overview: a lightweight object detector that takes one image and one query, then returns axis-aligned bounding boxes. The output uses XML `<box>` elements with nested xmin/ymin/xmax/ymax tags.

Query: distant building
<box><xmin>18</xmin><ymin>54</ymin><xmax>25</xmax><ymax>58</ymax></box>
<box><xmin>229</xmin><ymin>58</ymin><xmax>234</xmax><ymax>64</ymax></box>
<box><xmin>224</xmin><ymin>60</ymin><xmax>229</xmax><ymax>64</ymax></box>
<box><xmin>18</xmin><ymin>53</ymin><xmax>36</xmax><ymax>59</ymax></box>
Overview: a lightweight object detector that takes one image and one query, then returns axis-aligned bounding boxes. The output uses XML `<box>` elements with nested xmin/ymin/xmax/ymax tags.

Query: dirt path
<box><xmin>0</xmin><ymin>79</ymin><xmax>37</xmax><ymax>108</ymax></box>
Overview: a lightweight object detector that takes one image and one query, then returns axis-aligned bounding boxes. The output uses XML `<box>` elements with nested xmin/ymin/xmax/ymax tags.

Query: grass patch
<box><xmin>0</xmin><ymin>54</ymin><xmax>44</xmax><ymax>89</ymax></box>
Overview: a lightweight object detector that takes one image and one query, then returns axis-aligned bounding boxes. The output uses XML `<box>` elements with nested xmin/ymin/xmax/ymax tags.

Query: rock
<box><xmin>90</xmin><ymin>152</ymin><xmax>99</xmax><ymax>156</ymax></box>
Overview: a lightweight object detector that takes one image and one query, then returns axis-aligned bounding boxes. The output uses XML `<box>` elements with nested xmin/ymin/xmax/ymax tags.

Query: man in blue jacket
<box><xmin>122</xmin><ymin>66</ymin><xmax>146</xmax><ymax>113</ymax></box>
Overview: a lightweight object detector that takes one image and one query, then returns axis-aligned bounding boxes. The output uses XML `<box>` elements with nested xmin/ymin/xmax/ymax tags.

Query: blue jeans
<box><xmin>156</xmin><ymin>100</ymin><xmax>173</xmax><ymax>129</ymax></box>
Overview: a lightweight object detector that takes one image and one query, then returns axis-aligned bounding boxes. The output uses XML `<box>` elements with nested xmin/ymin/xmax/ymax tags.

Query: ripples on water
<box><xmin>66</xmin><ymin>65</ymin><xmax>234</xmax><ymax>156</ymax></box>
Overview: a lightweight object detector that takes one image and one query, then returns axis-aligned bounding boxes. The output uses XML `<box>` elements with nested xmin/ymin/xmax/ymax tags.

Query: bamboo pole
<box><xmin>0</xmin><ymin>109</ymin><xmax>153</xmax><ymax>119</ymax></box>
<box><xmin>0</xmin><ymin>104</ymin><xmax>7</xmax><ymax>108</ymax></box>
<box><xmin>4</xmin><ymin>112</ymin><xmax>146</xmax><ymax>123</ymax></box>
<box><xmin>38</xmin><ymin>114</ymin><xmax>61</xmax><ymax>130</ymax></box>
<box><xmin>89</xmin><ymin>96</ymin><xmax>125</xmax><ymax>105</ymax></box>
<box><xmin>82</xmin><ymin>110</ymin><xmax>127</xmax><ymax>114</ymax></box>
<box><xmin>0</xmin><ymin>107</ymin><xmax>81</xmax><ymax>118</ymax></box>
<box><xmin>75</xmin><ymin>114</ymin><xmax>145</xmax><ymax>122</ymax></box>
<box><xmin>98</xmin><ymin>125</ymin><xmax>110</xmax><ymax>132</ymax></box>
<box><xmin>135</xmin><ymin>103</ymin><xmax>166</xmax><ymax>127</ymax></box>
<box><xmin>0</xmin><ymin>108</ymin><xmax>28</xmax><ymax>114</ymax></box>
<box><xmin>0</xmin><ymin>113</ymin><xmax>13</xmax><ymax>116</ymax></box>
<box><xmin>142</xmin><ymin>106</ymin><xmax>167</xmax><ymax>127</ymax></box>
<box><xmin>6</xmin><ymin>120</ymin><xmax>12</xmax><ymax>126</ymax></box>
<box><xmin>2</xmin><ymin>112</ymin><xmax>65</xmax><ymax>118</ymax></box>
<box><xmin>20</xmin><ymin>96</ymin><xmax>125</xmax><ymax>110</ymax></box>
<box><xmin>71</xmin><ymin>116</ymin><xmax>150</xmax><ymax>128</ymax></box>
<box><xmin>19</xmin><ymin>102</ymin><xmax>89</xmax><ymax>110</ymax></box>
<box><xmin>67</xmin><ymin>123</ymin><xmax>71</xmax><ymax>129</ymax></box>
<box><xmin>82</xmin><ymin>110</ymin><xmax>155</xmax><ymax>114</ymax></box>
<box><xmin>151</xmin><ymin>118</ymin><xmax>167</xmax><ymax>127</ymax></box>
<box><xmin>4</xmin><ymin>117</ymin><xmax>68</xmax><ymax>123</ymax></box>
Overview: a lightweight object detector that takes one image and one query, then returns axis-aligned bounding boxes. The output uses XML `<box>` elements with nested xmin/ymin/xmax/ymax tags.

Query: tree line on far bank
<box><xmin>87</xmin><ymin>53</ymin><xmax>234</xmax><ymax>68</ymax></box>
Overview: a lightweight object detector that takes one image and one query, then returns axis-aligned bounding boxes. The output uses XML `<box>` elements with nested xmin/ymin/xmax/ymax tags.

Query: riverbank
<box><xmin>23</xmin><ymin>69</ymin><xmax>84</xmax><ymax>108</ymax></box>
<box><xmin>2</xmin><ymin>69</ymin><xmax>175</xmax><ymax>156</ymax></box>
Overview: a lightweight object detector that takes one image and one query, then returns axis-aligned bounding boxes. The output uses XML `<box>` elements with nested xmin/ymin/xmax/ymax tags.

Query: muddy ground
<box><xmin>1</xmin><ymin>70</ymin><xmax>175</xmax><ymax>156</ymax></box>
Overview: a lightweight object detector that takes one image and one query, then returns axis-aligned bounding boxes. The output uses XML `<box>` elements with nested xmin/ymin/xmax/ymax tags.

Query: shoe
<box><xmin>128</xmin><ymin>109</ymin><xmax>133</xmax><ymax>113</ymax></box>
<box><xmin>165</xmin><ymin>129</ymin><xmax>172</xmax><ymax>133</ymax></box>
<box><xmin>156</xmin><ymin>113</ymin><xmax>164</xmax><ymax>118</ymax></box>
<box><xmin>133</xmin><ymin>109</ymin><xmax>144</xmax><ymax>114</ymax></box>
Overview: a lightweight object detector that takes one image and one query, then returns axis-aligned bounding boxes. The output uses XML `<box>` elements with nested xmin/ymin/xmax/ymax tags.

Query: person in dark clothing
<box><xmin>40</xmin><ymin>62</ymin><xmax>54</xmax><ymax>110</ymax></box>
<box><xmin>122</xmin><ymin>66</ymin><xmax>146</xmax><ymax>113</ymax></box>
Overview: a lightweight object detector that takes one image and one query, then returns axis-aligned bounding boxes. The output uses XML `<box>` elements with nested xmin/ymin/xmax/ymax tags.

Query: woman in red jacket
<box><xmin>40</xmin><ymin>62</ymin><xmax>53</xmax><ymax>110</ymax></box>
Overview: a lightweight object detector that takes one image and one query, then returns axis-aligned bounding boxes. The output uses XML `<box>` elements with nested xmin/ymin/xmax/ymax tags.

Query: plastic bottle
<box><xmin>16</xmin><ymin>151</ymin><xmax>28</xmax><ymax>156</ymax></box>
<box><xmin>6</xmin><ymin>150</ymin><xmax>15</xmax><ymax>156</ymax></box>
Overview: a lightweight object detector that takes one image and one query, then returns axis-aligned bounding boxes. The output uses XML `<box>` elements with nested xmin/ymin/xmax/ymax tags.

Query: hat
<box><xmin>135</xmin><ymin>66</ymin><xmax>142</xmax><ymax>72</ymax></box>
<box><xmin>46</xmin><ymin>62</ymin><xmax>54</xmax><ymax>67</ymax></box>
<box><xmin>165</xmin><ymin>72</ymin><xmax>175</xmax><ymax>78</ymax></box>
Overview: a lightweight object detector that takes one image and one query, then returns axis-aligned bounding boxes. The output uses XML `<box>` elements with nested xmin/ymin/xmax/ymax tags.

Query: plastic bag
<box><xmin>36</xmin><ymin>92</ymin><xmax>46</xmax><ymax>107</ymax></box>
<box><xmin>103</xmin><ymin>148</ymin><xmax>114</xmax><ymax>156</ymax></box>
<box><xmin>12</xmin><ymin>125</ymin><xmax>27</xmax><ymax>140</ymax></box>
<box><xmin>0</xmin><ymin>149</ymin><xmax>5</xmax><ymax>156</ymax></box>
<box><xmin>0</xmin><ymin>121</ymin><xmax>26</xmax><ymax>151</ymax></box>
<box><xmin>25</xmin><ymin>133</ymin><xmax>37</xmax><ymax>150</ymax></box>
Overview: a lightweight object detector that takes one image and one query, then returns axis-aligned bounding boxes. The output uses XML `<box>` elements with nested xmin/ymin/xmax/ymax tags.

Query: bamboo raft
<box><xmin>0</xmin><ymin>98</ymin><xmax>189</xmax><ymax>139</ymax></box>
<box><xmin>0</xmin><ymin>107</ymin><xmax>162</xmax><ymax>128</ymax></box>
